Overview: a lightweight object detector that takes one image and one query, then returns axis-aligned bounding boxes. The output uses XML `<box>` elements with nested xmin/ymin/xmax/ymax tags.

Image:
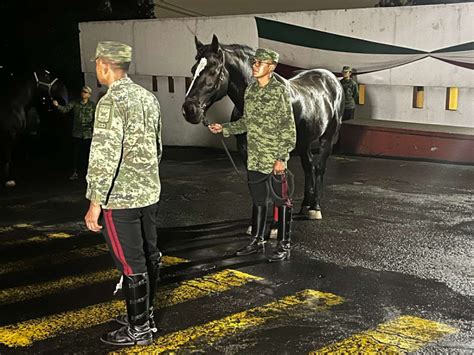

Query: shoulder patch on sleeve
<box><xmin>95</xmin><ymin>100</ymin><xmax>114</xmax><ymax>129</ymax></box>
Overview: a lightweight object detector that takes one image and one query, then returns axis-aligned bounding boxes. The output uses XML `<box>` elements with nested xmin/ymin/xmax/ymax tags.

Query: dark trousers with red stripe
<box><xmin>102</xmin><ymin>202</ymin><xmax>161</xmax><ymax>275</ymax></box>
<box><xmin>247</xmin><ymin>171</ymin><xmax>291</xmax><ymax>207</ymax></box>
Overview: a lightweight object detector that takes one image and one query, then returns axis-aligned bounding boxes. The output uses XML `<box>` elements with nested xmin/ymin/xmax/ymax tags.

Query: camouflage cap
<box><xmin>93</xmin><ymin>41</ymin><xmax>132</xmax><ymax>63</ymax></box>
<box><xmin>342</xmin><ymin>66</ymin><xmax>352</xmax><ymax>72</ymax></box>
<box><xmin>82</xmin><ymin>85</ymin><xmax>92</xmax><ymax>94</ymax></box>
<box><xmin>253</xmin><ymin>48</ymin><xmax>279</xmax><ymax>63</ymax></box>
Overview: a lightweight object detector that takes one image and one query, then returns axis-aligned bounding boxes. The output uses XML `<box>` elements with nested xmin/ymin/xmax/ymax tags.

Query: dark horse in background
<box><xmin>182</xmin><ymin>35</ymin><xmax>344</xmax><ymax>220</ymax></box>
<box><xmin>0</xmin><ymin>70</ymin><xmax>68</xmax><ymax>187</ymax></box>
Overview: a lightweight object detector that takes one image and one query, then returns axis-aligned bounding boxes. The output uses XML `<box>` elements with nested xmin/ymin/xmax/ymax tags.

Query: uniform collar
<box><xmin>109</xmin><ymin>76</ymin><xmax>132</xmax><ymax>90</ymax></box>
<box><xmin>254</xmin><ymin>75</ymin><xmax>277</xmax><ymax>90</ymax></box>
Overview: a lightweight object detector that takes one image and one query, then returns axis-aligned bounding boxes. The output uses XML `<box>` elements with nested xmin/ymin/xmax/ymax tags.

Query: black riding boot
<box><xmin>115</xmin><ymin>261</ymin><xmax>160</xmax><ymax>332</ymax></box>
<box><xmin>147</xmin><ymin>260</ymin><xmax>160</xmax><ymax>331</ymax></box>
<box><xmin>236</xmin><ymin>205</ymin><xmax>267</xmax><ymax>256</ymax></box>
<box><xmin>101</xmin><ymin>273</ymin><xmax>153</xmax><ymax>346</ymax></box>
<box><xmin>268</xmin><ymin>206</ymin><xmax>292</xmax><ymax>262</ymax></box>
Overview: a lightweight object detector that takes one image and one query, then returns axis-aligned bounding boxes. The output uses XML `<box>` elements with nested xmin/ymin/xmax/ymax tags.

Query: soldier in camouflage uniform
<box><xmin>340</xmin><ymin>66</ymin><xmax>359</xmax><ymax>121</ymax></box>
<box><xmin>53</xmin><ymin>86</ymin><xmax>96</xmax><ymax>180</ymax></box>
<box><xmin>84</xmin><ymin>41</ymin><xmax>162</xmax><ymax>346</ymax></box>
<box><xmin>209</xmin><ymin>48</ymin><xmax>296</xmax><ymax>262</ymax></box>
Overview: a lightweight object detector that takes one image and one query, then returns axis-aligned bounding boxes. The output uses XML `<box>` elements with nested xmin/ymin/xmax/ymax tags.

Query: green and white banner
<box><xmin>256</xmin><ymin>17</ymin><xmax>474</xmax><ymax>74</ymax></box>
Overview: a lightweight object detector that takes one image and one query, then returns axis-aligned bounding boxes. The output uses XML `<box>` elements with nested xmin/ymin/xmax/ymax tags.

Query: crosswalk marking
<box><xmin>0</xmin><ymin>244</ymin><xmax>110</xmax><ymax>275</ymax></box>
<box><xmin>0</xmin><ymin>256</ymin><xmax>188</xmax><ymax>305</ymax></box>
<box><xmin>115</xmin><ymin>289</ymin><xmax>345</xmax><ymax>354</ymax></box>
<box><xmin>311</xmin><ymin>315</ymin><xmax>457</xmax><ymax>354</ymax></box>
<box><xmin>0</xmin><ymin>230</ymin><xmax>82</xmax><ymax>247</ymax></box>
<box><xmin>45</xmin><ymin>232</ymin><xmax>74</xmax><ymax>239</ymax></box>
<box><xmin>0</xmin><ymin>223</ymin><xmax>34</xmax><ymax>233</ymax></box>
<box><xmin>0</xmin><ymin>235</ymin><xmax>52</xmax><ymax>247</ymax></box>
<box><xmin>0</xmin><ymin>269</ymin><xmax>263</xmax><ymax>347</ymax></box>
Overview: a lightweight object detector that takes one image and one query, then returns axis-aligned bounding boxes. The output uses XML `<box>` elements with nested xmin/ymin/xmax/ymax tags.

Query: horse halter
<box><xmin>186</xmin><ymin>49</ymin><xmax>227</xmax><ymax>127</ymax></box>
<box><xmin>33</xmin><ymin>71</ymin><xmax>58</xmax><ymax>98</ymax></box>
<box><xmin>216</xmin><ymin>49</ymin><xmax>226</xmax><ymax>82</ymax></box>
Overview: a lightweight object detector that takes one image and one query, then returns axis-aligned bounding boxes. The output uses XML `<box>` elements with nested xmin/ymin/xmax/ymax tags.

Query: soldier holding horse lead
<box><xmin>182</xmin><ymin>35</ymin><xmax>344</xmax><ymax>245</ymax></box>
<box><xmin>209</xmin><ymin>48</ymin><xmax>297</xmax><ymax>262</ymax></box>
<box><xmin>53</xmin><ymin>85</ymin><xmax>96</xmax><ymax>181</ymax></box>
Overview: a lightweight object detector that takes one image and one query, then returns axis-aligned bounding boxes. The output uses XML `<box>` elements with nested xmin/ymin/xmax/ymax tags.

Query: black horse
<box><xmin>182</xmin><ymin>35</ymin><xmax>345</xmax><ymax>220</ymax></box>
<box><xmin>0</xmin><ymin>70</ymin><xmax>68</xmax><ymax>187</ymax></box>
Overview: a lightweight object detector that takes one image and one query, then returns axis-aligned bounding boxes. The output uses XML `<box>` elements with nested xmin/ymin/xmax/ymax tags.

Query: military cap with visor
<box><xmin>82</xmin><ymin>85</ymin><xmax>92</xmax><ymax>94</ymax></box>
<box><xmin>93</xmin><ymin>41</ymin><xmax>132</xmax><ymax>63</ymax></box>
<box><xmin>253</xmin><ymin>48</ymin><xmax>279</xmax><ymax>64</ymax></box>
<box><xmin>342</xmin><ymin>66</ymin><xmax>352</xmax><ymax>72</ymax></box>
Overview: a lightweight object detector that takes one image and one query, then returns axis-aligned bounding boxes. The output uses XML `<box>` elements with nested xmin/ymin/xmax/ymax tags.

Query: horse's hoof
<box><xmin>308</xmin><ymin>210</ymin><xmax>322</xmax><ymax>220</ymax></box>
<box><xmin>5</xmin><ymin>180</ymin><xmax>16</xmax><ymax>188</ymax></box>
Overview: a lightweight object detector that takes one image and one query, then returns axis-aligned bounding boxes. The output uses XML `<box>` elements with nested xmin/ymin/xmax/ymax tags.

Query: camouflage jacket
<box><xmin>222</xmin><ymin>76</ymin><xmax>296</xmax><ymax>174</ymax></box>
<box><xmin>58</xmin><ymin>99</ymin><xmax>96</xmax><ymax>139</ymax></box>
<box><xmin>86</xmin><ymin>77</ymin><xmax>162</xmax><ymax>209</ymax></box>
<box><xmin>340</xmin><ymin>78</ymin><xmax>359</xmax><ymax>110</ymax></box>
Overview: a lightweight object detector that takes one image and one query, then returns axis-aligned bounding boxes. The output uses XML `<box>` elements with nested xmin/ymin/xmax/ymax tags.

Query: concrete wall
<box><xmin>83</xmin><ymin>73</ymin><xmax>235</xmax><ymax>149</ymax></box>
<box><xmin>80</xmin><ymin>3</ymin><xmax>474</xmax><ymax>147</ymax></box>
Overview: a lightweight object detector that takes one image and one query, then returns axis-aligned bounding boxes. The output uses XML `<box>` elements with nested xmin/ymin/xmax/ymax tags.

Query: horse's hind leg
<box><xmin>299</xmin><ymin>148</ymin><xmax>315</xmax><ymax>215</ymax></box>
<box><xmin>309</xmin><ymin>139</ymin><xmax>332</xmax><ymax>219</ymax></box>
<box><xmin>307</xmin><ymin>119</ymin><xmax>339</xmax><ymax>220</ymax></box>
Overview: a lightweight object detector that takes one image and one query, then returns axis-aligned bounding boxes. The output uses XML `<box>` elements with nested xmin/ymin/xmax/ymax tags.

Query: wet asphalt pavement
<box><xmin>0</xmin><ymin>147</ymin><xmax>472</xmax><ymax>354</ymax></box>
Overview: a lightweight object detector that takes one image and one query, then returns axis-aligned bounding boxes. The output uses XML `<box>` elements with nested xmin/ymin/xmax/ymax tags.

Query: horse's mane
<box><xmin>221</xmin><ymin>43</ymin><xmax>254</xmax><ymax>60</ymax></box>
<box><xmin>197</xmin><ymin>42</ymin><xmax>254</xmax><ymax>61</ymax></box>
<box><xmin>221</xmin><ymin>44</ymin><xmax>254</xmax><ymax>80</ymax></box>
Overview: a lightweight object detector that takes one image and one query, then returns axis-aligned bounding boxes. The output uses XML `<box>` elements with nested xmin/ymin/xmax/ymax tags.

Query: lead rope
<box><xmin>219</xmin><ymin>137</ymin><xmax>294</xmax><ymax>203</ymax></box>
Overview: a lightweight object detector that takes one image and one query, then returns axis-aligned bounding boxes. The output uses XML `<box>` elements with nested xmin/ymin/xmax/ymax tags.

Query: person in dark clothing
<box><xmin>53</xmin><ymin>86</ymin><xmax>95</xmax><ymax>180</ymax></box>
<box><xmin>340</xmin><ymin>66</ymin><xmax>359</xmax><ymax>121</ymax></box>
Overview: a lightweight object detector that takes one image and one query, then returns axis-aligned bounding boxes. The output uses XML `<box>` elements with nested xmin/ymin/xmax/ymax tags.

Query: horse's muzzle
<box><xmin>182</xmin><ymin>100</ymin><xmax>204</xmax><ymax>125</ymax></box>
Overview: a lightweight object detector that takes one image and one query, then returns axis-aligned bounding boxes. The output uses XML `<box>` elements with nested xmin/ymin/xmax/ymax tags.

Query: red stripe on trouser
<box><xmin>103</xmin><ymin>210</ymin><xmax>133</xmax><ymax>275</ymax></box>
<box><xmin>282</xmin><ymin>174</ymin><xmax>293</xmax><ymax>208</ymax></box>
<box><xmin>273</xmin><ymin>206</ymin><xmax>278</xmax><ymax>222</ymax></box>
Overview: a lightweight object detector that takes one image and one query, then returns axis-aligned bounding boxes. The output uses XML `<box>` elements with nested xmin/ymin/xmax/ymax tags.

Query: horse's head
<box><xmin>182</xmin><ymin>34</ymin><xmax>229</xmax><ymax>125</ymax></box>
<box><xmin>34</xmin><ymin>70</ymin><xmax>68</xmax><ymax>106</ymax></box>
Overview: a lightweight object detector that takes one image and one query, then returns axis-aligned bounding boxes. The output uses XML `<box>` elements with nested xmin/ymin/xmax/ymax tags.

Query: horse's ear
<box><xmin>211</xmin><ymin>34</ymin><xmax>219</xmax><ymax>53</ymax></box>
<box><xmin>194</xmin><ymin>36</ymin><xmax>204</xmax><ymax>51</ymax></box>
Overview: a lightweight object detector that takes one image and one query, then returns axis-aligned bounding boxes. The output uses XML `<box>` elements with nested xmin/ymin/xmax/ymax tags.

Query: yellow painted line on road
<box><xmin>45</xmin><ymin>232</ymin><xmax>74</xmax><ymax>239</ymax></box>
<box><xmin>13</xmin><ymin>223</ymin><xmax>33</xmax><ymax>228</ymax></box>
<box><xmin>311</xmin><ymin>315</ymin><xmax>457</xmax><ymax>354</ymax></box>
<box><xmin>0</xmin><ymin>244</ymin><xmax>109</xmax><ymax>275</ymax></box>
<box><xmin>0</xmin><ymin>269</ymin><xmax>262</xmax><ymax>347</ymax></box>
<box><xmin>0</xmin><ymin>256</ymin><xmax>188</xmax><ymax>305</ymax></box>
<box><xmin>0</xmin><ymin>224</ymin><xmax>34</xmax><ymax>233</ymax></box>
<box><xmin>0</xmin><ymin>235</ymin><xmax>49</xmax><ymax>247</ymax></box>
<box><xmin>115</xmin><ymin>289</ymin><xmax>344</xmax><ymax>354</ymax></box>
<box><xmin>0</xmin><ymin>232</ymin><xmax>75</xmax><ymax>247</ymax></box>
<box><xmin>0</xmin><ymin>240</ymin><xmax>193</xmax><ymax>275</ymax></box>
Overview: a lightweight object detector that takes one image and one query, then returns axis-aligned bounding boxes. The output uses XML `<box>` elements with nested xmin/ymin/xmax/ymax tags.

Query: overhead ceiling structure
<box><xmin>153</xmin><ymin>0</ymin><xmax>379</xmax><ymax>18</ymax></box>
